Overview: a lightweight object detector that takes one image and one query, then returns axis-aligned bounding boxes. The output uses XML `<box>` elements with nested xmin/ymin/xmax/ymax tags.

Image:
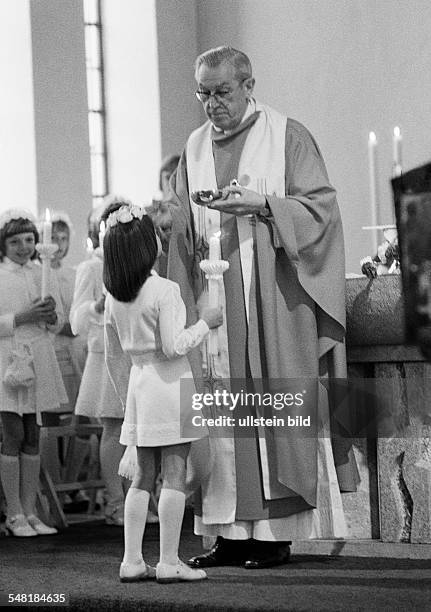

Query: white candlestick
<box><xmin>368</xmin><ymin>132</ymin><xmax>379</xmax><ymax>253</ymax></box>
<box><xmin>392</xmin><ymin>126</ymin><xmax>402</xmax><ymax>178</ymax></box>
<box><xmin>99</xmin><ymin>220</ymin><xmax>106</xmax><ymax>251</ymax></box>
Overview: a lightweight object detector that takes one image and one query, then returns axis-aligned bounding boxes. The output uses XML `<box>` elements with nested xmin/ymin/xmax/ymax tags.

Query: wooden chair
<box><xmin>38</xmin><ymin>419</ymin><xmax>105</xmax><ymax>528</ymax></box>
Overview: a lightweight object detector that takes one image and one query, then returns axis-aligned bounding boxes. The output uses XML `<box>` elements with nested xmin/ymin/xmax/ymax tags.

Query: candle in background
<box><xmin>43</xmin><ymin>208</ymin><xmax>52</xmax><ymax>245</ymax></box>
<box><xmin>209</xmin><ymin>232</ymin><xmax>221</xmax><ymax>262</ymax></box>
<box><xmin>99</xmin><ymin>220</ymin><xmax>106</xmax><ymax>250</ymax></box>
<box><xmin>392</xmin><ymin>126</ymin><xmax>402</xmax><ymax>177</ymax></box>
<box><xmin>368</xmin><ymin>131</ymin><xmax>379</xmax><ymax>253</ymax></box>
<box><xmin>41</xmin><ymin>208</ymin><xmax>52</xmax><ymax>298</ymax></box>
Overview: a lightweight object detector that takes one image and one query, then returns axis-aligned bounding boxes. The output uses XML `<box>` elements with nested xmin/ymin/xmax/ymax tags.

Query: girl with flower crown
<box><xmin>103</xmin><ymin>203</ymin><xmax>222</xmax><ymax>583</ymax></box>
<box><xmin>0</xmin><ymin>209</ymin><xmax>67</xmax><ymax>537</ymax></box>
<box><xmin>69</xmin><ymin>196</ymin><xmax>130</xmax><ymax>525</ymax></box>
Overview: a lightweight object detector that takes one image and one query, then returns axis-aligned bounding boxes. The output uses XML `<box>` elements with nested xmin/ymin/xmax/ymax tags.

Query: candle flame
<box><xmin>393</xmin><ymin>126</ymin><xmax>401</xmax><ymax>138</ymax></box>
<box><xmin>368</xmin><ymin>131</ymin><xmax>377</xmax><ymax>143</ymax></box>
<box><xmin>86</xmin><ymin>237</ymin><xmax>94</xmax><ymax>251</ymax></box>
<box><xmin>45</xmin><ymin>208</ymin><xmax>51</xmax><ymax>222</ymax></box>
<box><xmin>100</xmin><ymin>220</ymin><xmax>106</xmax><ymax>233</ymax></box>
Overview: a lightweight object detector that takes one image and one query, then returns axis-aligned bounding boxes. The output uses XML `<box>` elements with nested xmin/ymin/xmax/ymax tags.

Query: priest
<box><xmin>164</xmin><ymin>46</ymin><xmax>358</xmax><ymax>569</ymax></box>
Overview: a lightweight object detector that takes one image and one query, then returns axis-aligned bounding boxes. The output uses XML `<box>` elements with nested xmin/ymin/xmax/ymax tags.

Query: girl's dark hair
<box><xmin>87</xmin><ymin>196</ymin><xmax>130</xmax><ymax>250</ymax></box>
<box><xmin>0</xmin><ymin>217</ymin><xmax>39</xmax><ymax>261</ymax></box>
<box><xmin>52</xmin><ymin>220</ymin><xmax>70</xmax><ymax>234</ymax></box>
<box><xmin>103</xmin><ymin>214</ymin><xmax>158</xmax><ymax>302</ymax></box>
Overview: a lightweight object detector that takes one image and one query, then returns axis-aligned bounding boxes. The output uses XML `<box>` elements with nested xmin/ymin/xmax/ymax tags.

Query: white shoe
<box><xmin>26</xmin><ymin>515</ymin><xmax>58</xmax><ymax>535</ymax></box>
<box><xmin>119</xmin><ymin>560</ymin><xmax>156</xmax><ymax>583</ymax></box>
<box><xmin>156</xmin><ymin>559</ymin><xmax>207</xmax><ymax>583</ymax></box>
<box><xmin>146</xmin><ymin>510</ymin><xmax>159</xmax><ymax>524</ymax></box>
<box><xmin>5</xmin><ymin>514</ymin><xmax>38</xmax><ymax>537</ymax></box>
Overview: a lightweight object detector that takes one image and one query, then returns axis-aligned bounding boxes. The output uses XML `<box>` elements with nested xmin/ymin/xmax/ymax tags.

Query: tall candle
<box><xmin>99</xmin><ymin>220</ymin><xmax>106</xmax><ymax>251</ymax></box>
<box><xmin>392</xmin><ymin>126</ymin><xmax>402</xmax><ymax>177</ymax></box>
<box><xmin>40</xmin><ymin>209</ymin><xmax>53</xmax><ymax>298</ymax></box>
<box><xmin>43</xmin><ymin>208</ymin><xmax>52</xmax><ymax>245</ymax></box>
<box><xmin>209</xmin><ymin>232</ymin><xmax>221</xmax><ymax>262</ymax></box>
<box><xmin>368</xmin><ymin>132</ymin><xmax>379</xmax><ymax>253</ymax></box>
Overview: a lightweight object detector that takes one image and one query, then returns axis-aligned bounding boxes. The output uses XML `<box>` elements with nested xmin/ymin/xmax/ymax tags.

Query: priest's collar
<box><xmin>211</xmin><ymin>99</ymin><xmax>260</xmax><ymax>142</ymax></box>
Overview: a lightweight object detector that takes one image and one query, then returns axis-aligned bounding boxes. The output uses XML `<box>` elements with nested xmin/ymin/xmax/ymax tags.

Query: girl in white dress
<box><xmin>103</xmin><ymin>203</ymin><xmax>222</xmax><ymax>583</ymax></box>
<box><xmin>0</xmin><ymin>209</ymin><xmax>67</xmax><ymax>537</ymax></box>
<box><xmin>40</xmin><ymin>212</ymin><xmax>88</xmax><ymax>504</ymax></box>
<box><xmin>50</xmin><ymin>213</ymin><xmax>86</xmax><ymax>409</ymax></box>
<box><xmin>70</xmin><ymin>197</ymin><xmax>128</xmax><ymax>525</ymax></box>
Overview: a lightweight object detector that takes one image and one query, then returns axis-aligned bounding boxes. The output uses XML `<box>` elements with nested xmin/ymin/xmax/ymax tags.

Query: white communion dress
<box><xmin>105</xmin><ymin>271</ymin><xmax>210</xmax><ymax>447</ymax></box>
<box><xmin>70</xmin><ymin>251</ymin><xmax>123</xmax><ymax>419</ymax></box>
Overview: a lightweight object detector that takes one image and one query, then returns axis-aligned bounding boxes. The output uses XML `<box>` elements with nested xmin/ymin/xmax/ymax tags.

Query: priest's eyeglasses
<box><xmin>195</xmin><ymin>78</ymin><xmax>250</xmax><ymax>104</ymax></box>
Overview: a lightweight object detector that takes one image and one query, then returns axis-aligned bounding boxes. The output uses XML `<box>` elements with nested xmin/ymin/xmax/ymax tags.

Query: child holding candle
<box><xmin>70</xmin><ymin>196</ymin><xmax>131</xmax><ymax>525</ymax></box>
<box><xmin>103</xmin><ymin>203</ymin><xmax>222</xmax><ymax>583</ymax></box>
<box><xmin>0</xmin><ymin>209</ymin><xmax>67</xmax><ymax>536</ymax></box>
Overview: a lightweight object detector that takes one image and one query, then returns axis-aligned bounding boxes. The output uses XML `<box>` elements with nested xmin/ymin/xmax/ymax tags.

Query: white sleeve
<box><xmin>159</xmin><ymin>283</ymin><xmax>209</xmax><ymax>359</ymax></box>
<box><xmin>104</xmin><ymin>304</ymin><xmax>131</xmax><ymax>409</ymax></box>
<box><xmin>70</xmin><ymin>263</ymin><xmax>102</xmax><ymax>336</ymax></box>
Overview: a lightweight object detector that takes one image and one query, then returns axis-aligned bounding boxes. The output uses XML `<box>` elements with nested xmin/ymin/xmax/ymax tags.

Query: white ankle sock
<box><xmin>123</xmin><ymin>487</ymin><xmax>150</xmax><ymax>565</ymax></box>
<box><xmin>20</xmin><ymin>453</ymin><xmax>40</xmax><ymax>517</ymax></box>
<box><xmin>158</xmin><ymin>488</ymin><xmax>185</xmax><ymax>565</ymax></box>
<box><xmin>0</xmin><ymin>454</ymin><xmax>23</xmax><ymax>517</ymax></box>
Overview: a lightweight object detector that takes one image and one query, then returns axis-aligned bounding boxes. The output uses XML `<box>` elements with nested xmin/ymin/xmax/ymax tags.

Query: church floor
<box><xmin>1</xmin><ymin>511</ymin><xmax>431</xmax><ymax>611</ymax></box>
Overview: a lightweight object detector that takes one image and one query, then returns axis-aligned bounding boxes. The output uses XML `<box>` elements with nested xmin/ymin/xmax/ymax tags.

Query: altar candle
<box><xmin>99</xmin><ymin>220</ymin><xmax>106</xmax><ymax>250</ymax></box>
<box><xmin>43</xmin><ymin>208</ymin><xmax>52</xmax><ymax>244</ymax></box>
<box><xmin>368</xmin><ymin>132</ymin><xmax>379</xmax><ymax>253</ymax></box>
<box><xmin>392</xmin><ymin>126</ymin><xmax>402</xmax><ymax>177</ymax></box>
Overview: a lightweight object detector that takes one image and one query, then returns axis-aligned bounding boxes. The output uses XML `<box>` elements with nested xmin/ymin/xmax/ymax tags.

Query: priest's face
<box><xmin>195</xmin><ymin>61</ymin><xmax>254</xmax><ymax>132</ymax></box>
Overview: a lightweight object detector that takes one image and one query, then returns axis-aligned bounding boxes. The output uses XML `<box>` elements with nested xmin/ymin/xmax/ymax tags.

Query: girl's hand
<box><xmin>14</xmin><ymin>297</ymin><xmax>57</xmax><ymax>327</ymax></box>
<box><xmin>94</xmin><ymin>294</ymin><xmax>106</xmax><ymax>314</ymax></box>
<box><xmin>200</xmin><ymin>305</ymin><xmax>223</xmax><ymax>329</ymax></box>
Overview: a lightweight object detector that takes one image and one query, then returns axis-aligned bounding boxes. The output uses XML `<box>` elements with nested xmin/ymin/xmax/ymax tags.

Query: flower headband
<box><xmin>0</xmin><ymin>208</ymin><xmax>37</xmax><ymax>232</ymax></box>
<box><xmin>106</xmin><ymin>204</ymin><xmax>146</xmax><ymax>229</ymax></box>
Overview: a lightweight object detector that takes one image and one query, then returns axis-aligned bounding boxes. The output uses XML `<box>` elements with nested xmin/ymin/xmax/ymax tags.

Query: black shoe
<box><xmin>188</xmin><ymin>537</ymin><xmax>248</xmax><ymax>568</ymax></box>
<box><xmin>244</xmin><ymin>541</ymin><xmax>291</xmax><ymax>569</ymax></box>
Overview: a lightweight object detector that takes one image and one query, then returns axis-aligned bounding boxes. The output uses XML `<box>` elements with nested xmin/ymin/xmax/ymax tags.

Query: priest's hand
<box><xmin>207</xmin><ymin>184</ymin><xmax>267</xmax><ymax>216</ymax></box>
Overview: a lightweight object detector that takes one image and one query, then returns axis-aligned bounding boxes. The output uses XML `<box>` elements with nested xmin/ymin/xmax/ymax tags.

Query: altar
<box><xmin>344</xmin><ymin>274</ymin><xmax>431</xmax><ymax>544</ymax></box>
